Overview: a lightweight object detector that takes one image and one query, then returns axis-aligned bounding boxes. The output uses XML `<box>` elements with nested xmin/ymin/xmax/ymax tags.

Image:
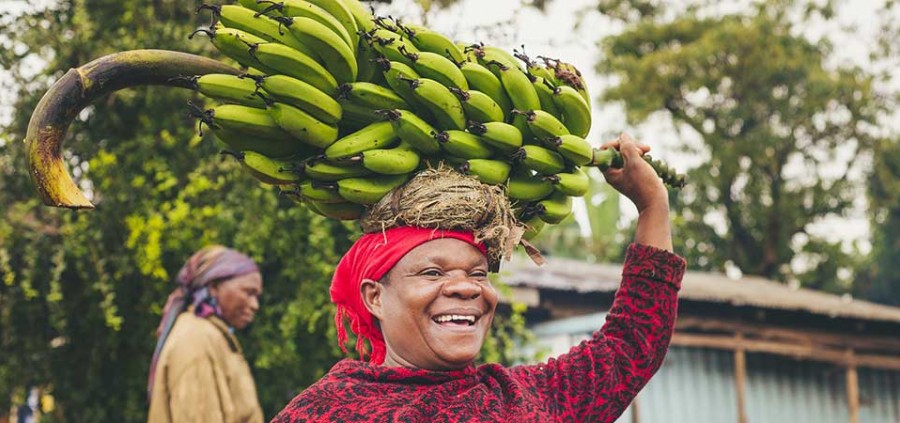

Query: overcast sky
<box><xmin>1</xmin><ymin>0</ymin><xmax>894</xmax><ymax>253</ymax></box>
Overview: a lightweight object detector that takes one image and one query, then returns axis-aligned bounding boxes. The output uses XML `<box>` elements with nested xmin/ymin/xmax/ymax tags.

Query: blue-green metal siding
<box><xmin>859</xmin><ymin>367</ymin><xmax>900</xmax><ymax>422</ymax></box>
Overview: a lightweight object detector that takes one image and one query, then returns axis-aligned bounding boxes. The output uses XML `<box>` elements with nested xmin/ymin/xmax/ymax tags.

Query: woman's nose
<box><xmin>441</xmin><ymin>276</ymin><xmax>482</xmax><ymax>299</ymax></box>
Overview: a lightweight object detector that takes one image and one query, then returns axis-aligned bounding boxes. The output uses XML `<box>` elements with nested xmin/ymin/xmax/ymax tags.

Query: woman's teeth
<box><xmin>434</xmin><ymin>315</ymin><xmax>476</xmax><ymax>325</ymax></box>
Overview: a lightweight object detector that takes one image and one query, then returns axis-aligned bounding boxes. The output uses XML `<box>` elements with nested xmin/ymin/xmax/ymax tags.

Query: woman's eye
<box><xmin>422</xmin><ymin>269</ymin><xmax>443</xmax><ymax>277</ymax></box>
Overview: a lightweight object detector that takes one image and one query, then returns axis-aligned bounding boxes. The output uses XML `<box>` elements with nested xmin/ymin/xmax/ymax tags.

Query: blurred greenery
<box><xmin>0</xmin><ymin>0</ymin><xmax>532</xmax><ymax>420</ymax></box>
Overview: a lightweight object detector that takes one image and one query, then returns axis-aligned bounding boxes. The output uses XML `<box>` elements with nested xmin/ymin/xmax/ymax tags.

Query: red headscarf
<box><xmin>331</xmin><ymin>227</ymin><xmax>487</xmax><ymax>364</ymax></box>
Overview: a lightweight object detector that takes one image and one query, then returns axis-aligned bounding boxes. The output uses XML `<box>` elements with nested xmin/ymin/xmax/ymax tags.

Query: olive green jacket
<box><xmin>148</xmin><ymin>312</ymin><xmax>263</xmax><ymax>423</ymax></box>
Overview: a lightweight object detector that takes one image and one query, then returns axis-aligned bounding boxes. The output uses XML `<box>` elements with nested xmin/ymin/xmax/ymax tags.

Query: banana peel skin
<box><xmin>25</xmin><ymin>49</ymin><xmax>240</xmax><ymax>209</ymax></box>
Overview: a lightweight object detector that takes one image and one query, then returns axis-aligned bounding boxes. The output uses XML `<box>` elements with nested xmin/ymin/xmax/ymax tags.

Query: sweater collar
<box><xmin>331</xmin><ymin>359</ymin><xmax>477</xmax><ymax>385</ymax></box>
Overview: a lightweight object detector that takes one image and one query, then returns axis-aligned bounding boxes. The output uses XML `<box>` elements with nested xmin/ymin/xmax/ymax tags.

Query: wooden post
<box><xmin>631</xmin><ymin>395</ymin><xmax>640</xmax><ymax>423</ymax></box>
<box><xmin>734</xmin><ymin>333</ymin><xmax>748</xmax><ymax>423</ymax></box>
<box><xmin>846</xmin><ymin>349</ymin><xmax>859</xmax><ymax>423</ymax></box>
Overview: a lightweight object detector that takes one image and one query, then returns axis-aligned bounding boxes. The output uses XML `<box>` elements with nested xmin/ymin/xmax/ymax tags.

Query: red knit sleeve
<box><xmin>510</xmin><ymin>243</ymin><xmax>686</xmax><ymax>422</ymax></box>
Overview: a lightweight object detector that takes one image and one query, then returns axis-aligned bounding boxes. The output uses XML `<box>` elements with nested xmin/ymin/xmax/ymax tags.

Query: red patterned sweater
<box><xmin>273</xmin><ymin>244</ymin><xmax>686</xmax><ymax>423</ymax></box>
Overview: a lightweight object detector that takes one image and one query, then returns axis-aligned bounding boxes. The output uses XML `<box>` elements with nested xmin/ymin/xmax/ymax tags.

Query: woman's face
<box><xmin>211</xmin><ymin>272</ymin><xmax>263</xmax><ymax>330</ymax></box>
<box><xmin>362</xmin><ymin>238</ymin><xmax>497</xmax><ymax>370</ymax></box>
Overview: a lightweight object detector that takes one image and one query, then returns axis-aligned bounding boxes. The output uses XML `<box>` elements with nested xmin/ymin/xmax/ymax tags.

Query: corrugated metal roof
<box><xmin>500</xmin><ymin>255</ymin><xmax>900</xmax><ymax>324</ymax></box>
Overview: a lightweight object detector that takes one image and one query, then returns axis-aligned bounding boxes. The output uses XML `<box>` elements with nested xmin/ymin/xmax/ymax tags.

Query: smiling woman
<box><xmin>273</xmin><ymin>135</ymin><xmax>687</xmax><ymax>423</ymax></box>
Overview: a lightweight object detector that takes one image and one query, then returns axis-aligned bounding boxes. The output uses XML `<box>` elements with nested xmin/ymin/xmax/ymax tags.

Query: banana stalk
<box><xmin>25</xmin><ymin>49</ymin><xmax>240</xmax><ymax>209</ymax></box>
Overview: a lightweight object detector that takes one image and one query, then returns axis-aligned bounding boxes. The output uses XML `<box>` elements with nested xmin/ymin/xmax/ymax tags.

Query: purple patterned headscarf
<box><xmin>147</xmin><ymin>245</ymin><xmax>259</xmax><ymax>401</ymax></box>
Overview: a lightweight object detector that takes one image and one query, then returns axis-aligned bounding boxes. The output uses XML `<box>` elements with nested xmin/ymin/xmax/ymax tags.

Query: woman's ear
<box><xmin>360</xmin><ymin>279</ymin><xmax>384</xmax><ymax>319</ymax></box>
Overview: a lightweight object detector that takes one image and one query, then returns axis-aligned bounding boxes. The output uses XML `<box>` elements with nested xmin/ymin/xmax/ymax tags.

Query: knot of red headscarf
<box><xmin>330</xmin><ymin>226</ymin><xmax>487</xmax><ymax>364</ymax></box>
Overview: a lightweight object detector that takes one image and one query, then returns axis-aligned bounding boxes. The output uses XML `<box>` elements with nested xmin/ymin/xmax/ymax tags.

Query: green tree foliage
<box><xmin>0</xmin><ymin>1</ymin><xmax>533</xmax><ymax>421</ymax></box>
<box><xmin>598</xmin><ymin>0</ymin><xmax>886</xmax><ymax>290</ymax></box>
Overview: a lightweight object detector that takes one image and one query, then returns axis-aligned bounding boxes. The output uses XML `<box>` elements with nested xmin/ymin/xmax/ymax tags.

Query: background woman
<box><xmin>147</xmin><ymin>245</ymin><xmax>264</xmax><ymax>423</ymax></box>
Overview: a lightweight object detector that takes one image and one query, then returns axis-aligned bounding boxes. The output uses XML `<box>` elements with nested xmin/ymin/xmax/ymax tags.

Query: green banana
<box><xmin>450</xmin><ymin>88</ymin><xmax>504</xmax><ymax>124</ymax></box>
<box><xmin>221</xmin><ymin>150</ymin><xmax>303</xmax><ymax>185</ymax></box>
<box><xmin>469</xmin><ymin>43</ymin><xmax>524</xmax><ymax>73</ymax></box>
<box><xmin>515</xmin><ymin>109</ymin><xmax>569</xmax><ymax>139</ymax></box>
<box><xmin>545</xmin><ymin>167</ymin><xmax>589</xmax><ymax>196</ymax></box>
<box><xmin>339</xmin><ymin>101</ymin><xmax>383</xmax><ymax>130</ymax></box>
<box><xmin>304</xmin><ymin>0</ymin><xmax>360</xmax><ymax>46</ymax></box>
<box><xmin>325</xmin><ymin>121</ymin><xmax>398</xmax><ymax>159</ymax></box>
<box><xmin>207</xmin><ymin>103</ymin><xmax>290</xmax><ymax>141</ymax></box>
<box><xmin>487</xmin><ymin>61</ymin><xmax>540</xmax><ymax>112</ymax></box>
<box><xmin>349</xmin><ymin>144</ymin><xmax>421</xmax><ymax>175</ymax></box>
<box><xmin>342</xmin><ymin>0</ymin><xmax>377</xmax><ymax>32</ymax></box>
<box><xmin>268</xmin><ymin>102</ymin><xmax>340</xmax><ymax>149</ymax></box>
<box><xmin>306</xmin><ymin>198</ymin><xmax>367</xmax><ymax>220</ymax></box>
<box><xmin>338</xmin><ymin>82</ymin><xmax>409</xmax><ymax>111</ymax></box>
<box><xmin>404</xmin><ymin>50</ymin><xmax>468</xmax><ymax>91</ymax></box>
<box><xmin>521</xmin><ymin>214</ymin><xmax>546</xmax><ymax>241</ymax></box>
<box><xmin>249</xmin><ymin>37</ymin><xmax>339</xmax><ymax>94</ymax></box>
<box><xmin>378</xmin><ymin>109</ymin><xmax>441</xmax><ymax>155</ymax></box>
<box><xmin>533</xmin><ymin>77</ymin><xmax>562</xmax><ymax>119</ymax></box>
<box><xmin>355</xmin><ymin>36</ymin><xmax>380</xmax><ymax>83</ymax></box>
<box><xmin>304</xmin><ymin>157</ymin><xmax>371</xmax><ymax>181</ymax></box>
<box><xmin>379</xmin><ymin>60</ymin><xmax>434</xmax><ymax>122</ymax></box>
<box><xmin>255</xmin><ymin>0</ymin><xmax>354</xmax><ymax>50</ymax></box>
<box><xmin>364</xmin><ymin>27</ymin><xmax>419</xmax><ymax>67</ymax></box>
<box><xmin>335</xmin><ymin>174</ymin><xmax>409</xmax><ymax>204</ymax></box>
<box><xmin>534</xmin><ymin>191</ymin><xmax>573</xmax><ymax>224</ymax></box>
<box><xmin>257</xmin><ymin>74</ymin><xmax>342</xmax><ymax>124</ymax></box>
<box><xmin>399</xmin><ymin>22</ymin><xmax>466</xmax><ymax>63</ymax></box>
<box><xmin>512</xmin><ymin>145</ymin><xmax>566</xmax><ymax>175</ymax></box>
<box><xmin>403</xmin><ymin>78</ymin><xmax>466</xmax><ymax>130</ymax></box>
<box><xmin>201</xmin><ymin>104</ymin><xmax>317</xmax><ymax>158</ymax></box>
<box><xmin>506</xmin><ymin>167</ymin><xmax>554</xmax><ymax>202</ymax></box>
<box><xmin>190</xmin><ymin>24</ymin><xmax>275</xmax><ymax>72</ymax></box>
<box><xmin>553</xmin><ymin>85</ymin><xmax>592</xmax><ymax>138</ymax></box>
<box><xmin>543</xmin><ymin>57</ymin><xmax>590</xmax><ymax>105</ymax></box>
<box><xmin>193</xmin><ymin>74</ymin><xmax>267</xmax><ymax>109</ymax></box>
<box><xmin>283</xmin><ymin>16</ymin><xmax>358</xmax><ymax>83</ymax></box>
<box><xmin>434</xmin><ymin>130</ymin><xmax>494</xmax><ymax>159</ymax></box>
<box><xmin>458</xmin><ymin>60</ymin><xmax>512</xmax><ymax>121</ymax></box>
<box><xmin>210</xmin><ymin>5</ymin><xmax>315</xmax><ymax>57</ymax></box>
<box><xmin>457</xmin><ymin>159</ymin><xmax>511</xmax><ymax>185</ymax></box>
<box><xmin>466</xmin><ymin>121</ymin><xmax>522</xmax><ymax>153</ymax></box>
<box><xmin>545</xmin><ymin>134</ymin><xmax>593</xmax><ymax>166</ymax></box>
<box><xmin>298</xmin><ymin>180</ymin><xmax>345</xmax><ymax>203</ymax></box>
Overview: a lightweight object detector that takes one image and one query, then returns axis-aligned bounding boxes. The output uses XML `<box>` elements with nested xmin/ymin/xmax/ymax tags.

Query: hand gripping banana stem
<box><xmin>589</xmin><ymin>148</ymin><xmax>686</xmax><ymax>189</ymax></box>
<box><xmin>25</xmin><ymin>49</ymin><xmax>240</xmax><ymax>208</ymax></box>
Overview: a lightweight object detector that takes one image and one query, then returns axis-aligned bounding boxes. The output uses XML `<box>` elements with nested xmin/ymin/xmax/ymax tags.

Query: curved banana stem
<box><xmin>25</xmin><ymin>49</ymin><xmax>240</xmax><ymax>209</ymax></box>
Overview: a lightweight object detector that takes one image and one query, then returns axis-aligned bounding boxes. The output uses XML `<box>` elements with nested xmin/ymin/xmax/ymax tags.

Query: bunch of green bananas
<box><xmin>185</xmin><ymin>0</ymin><xmax>684</xmax><ymax>238</ymax></box>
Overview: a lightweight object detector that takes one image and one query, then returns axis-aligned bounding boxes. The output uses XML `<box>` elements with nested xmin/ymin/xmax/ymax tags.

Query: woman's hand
<box><xmin>600</xmin><ymin>133</ymin><xmax>673</xmax><ymax>252</ymax></box>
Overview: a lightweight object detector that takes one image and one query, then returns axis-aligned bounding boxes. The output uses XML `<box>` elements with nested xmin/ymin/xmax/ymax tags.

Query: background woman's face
<box><xmin>211</xmin><ymin>272</ymin><xmax>263</xmax><ymax>330</ymax></box>
<box><xmin>373</xmin><ymin>238</ymin><xmax>497</xmax><ymax>370</ymax></box>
